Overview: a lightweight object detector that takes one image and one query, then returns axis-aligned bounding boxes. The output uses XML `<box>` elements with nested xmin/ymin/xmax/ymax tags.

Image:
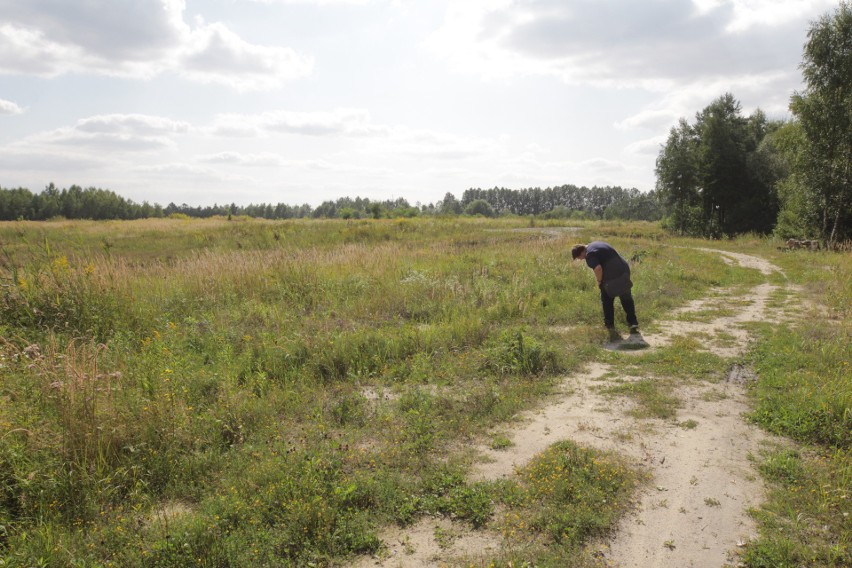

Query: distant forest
<box><xmin>0</xmin><ymin>183</ymin><xmax>662</xmax><ymax>223</ymax></box>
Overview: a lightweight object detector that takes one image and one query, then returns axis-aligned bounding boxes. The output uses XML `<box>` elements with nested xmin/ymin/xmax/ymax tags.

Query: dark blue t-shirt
<box><xmin>585</xmin><ymin>241</ymin><xmax>629</xmax><ymax>280</ymax></box>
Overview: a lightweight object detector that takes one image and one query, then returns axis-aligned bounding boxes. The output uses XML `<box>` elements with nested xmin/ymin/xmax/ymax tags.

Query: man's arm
<box><xmin>593</xmin><ymin>265</ymin><xmax>603</xmax><ymax>285</ymax></box>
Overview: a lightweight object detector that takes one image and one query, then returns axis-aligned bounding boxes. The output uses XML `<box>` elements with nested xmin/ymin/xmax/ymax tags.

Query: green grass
<box><xmin>744</xmin><ymin>447</ymin><xmax>851</xmax><ymax>567</ymax></box>
<box><xmin>489</xmin><ymin>435</ymin><xmax>514</xmax><ymax>450</ymax></box>
<box><xmin>611</xmin><ymin>338</ymin><xmax>727</xmax><ymax>383</ymax></box>
<box><xmin>0</xmin><ymin>218</ymin><xmax>657</xmax><ymax>566</ymax></box>
<box><xmin>749</xmin><ymin>322</ymin><xmax>851</xmax><ymax>448</ymax></box>
<box><xmin>0</xmin><ymin>218</ymin><xmax>848</xmax><ymax>567</ymax></box>
<box><xmin>736</xmin><ymin>244</ymin><xmax>851</xmax><ymax>567</ymax></box>
<box><xmin>487</xmin><ymin>441</ymin><xmax>641</xmax><ymax>566</ymax></box>
<box><xmin>601</xmin><ymin>378</ymin><xmax>681</xmax><ymax>420</ymax></box>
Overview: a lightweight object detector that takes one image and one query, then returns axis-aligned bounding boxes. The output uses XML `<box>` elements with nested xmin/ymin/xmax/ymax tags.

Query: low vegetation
<box><xmin>742</xmin><ymin>248</ymin><xmax>851</xmax><ymax>567</ymax></box>
<box><xmin>0</xmin><ymin>216</ymin><xmax>848</xmax><ymax>567</ymax></box>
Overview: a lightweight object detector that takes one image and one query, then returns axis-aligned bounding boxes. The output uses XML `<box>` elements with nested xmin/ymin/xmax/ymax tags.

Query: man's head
<box><xmin>571</xmin><ymin>244</ymin><xmax>587</xmax><ymax>260</ymax></box>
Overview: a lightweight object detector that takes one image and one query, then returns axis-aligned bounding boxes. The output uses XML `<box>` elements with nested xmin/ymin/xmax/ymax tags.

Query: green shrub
<box><xmin>485</xmin><ymin>328</ymin><xmax>560</xmax><ymax>376</ymax></box>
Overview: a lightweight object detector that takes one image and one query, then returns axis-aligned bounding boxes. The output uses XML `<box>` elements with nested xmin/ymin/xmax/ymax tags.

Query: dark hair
<box><xmin>571</xmin><ymin>244</ymin><xmax>587</xmax><ymax>259</ymax></box>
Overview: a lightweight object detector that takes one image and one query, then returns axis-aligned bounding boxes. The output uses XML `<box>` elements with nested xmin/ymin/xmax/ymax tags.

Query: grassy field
<box><xmin>0</xmin><ymin>217</ymin><xmax>848</xmax><ymax>567</ymax></box>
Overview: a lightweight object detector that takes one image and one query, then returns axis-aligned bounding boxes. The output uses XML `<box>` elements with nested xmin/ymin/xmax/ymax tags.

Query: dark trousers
<box><xmin>600</xmin><ymin>287</ymin><xmax>638</xmax><ymax>328</ymax></box>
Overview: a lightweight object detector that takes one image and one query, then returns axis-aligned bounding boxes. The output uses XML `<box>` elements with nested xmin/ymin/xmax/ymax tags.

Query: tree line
<box><xmin>655</xmin><ymin>2</ymin><xmax>851</xmax><ymax>243</ymax></box>
<box><xmin>0</xmin><ymin>184</ymin><xmax>164</xmax><ymax>222</ymax></box>
<box><xmin>0</xmin><ymin>182</ymin><xmax>662</xmax><ymax>223</ymax></box>
<box><xmin>450</xmin><ymin>185</ymin><xmax>660</xmax><ymax>220</ymax></box>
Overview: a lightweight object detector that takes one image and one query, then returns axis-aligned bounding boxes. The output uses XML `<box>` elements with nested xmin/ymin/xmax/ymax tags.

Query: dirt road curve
<box><xmin>353</xmin><ymin>249</ymin><xmax>794</xmax><ymax>568</ymax></box>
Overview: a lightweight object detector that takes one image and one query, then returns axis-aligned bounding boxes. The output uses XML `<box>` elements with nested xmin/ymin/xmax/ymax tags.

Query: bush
<box><xmin>465</xmin><ymin>199</ymin><xmax>496</xmax><ymax>217</ymax></box>
<box><xmin>485</xmin><ymin>329</ymin><xmax>560</xmax><ymax>376</ymax></box>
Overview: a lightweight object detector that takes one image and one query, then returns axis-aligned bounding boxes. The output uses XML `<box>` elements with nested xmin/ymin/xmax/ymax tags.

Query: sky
<box><xmin>0</xmin><ymin>0</ymin><xmax>840</xmax><ymax>208</ymax></box>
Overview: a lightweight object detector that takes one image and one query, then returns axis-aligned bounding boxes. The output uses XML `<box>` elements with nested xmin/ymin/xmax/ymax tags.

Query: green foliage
<box><xmin>539</xmin><ymin>205</ymin><xmax>592</xmax><ymax>220</ymax></box>
<box><xmin>758</xmin><ymin>449</ymin><xmax>805</xmax><ymax>485</ymax></box>
<box><xmin>745</xmin><ymin>447</ymin><xmax>851</xmax><ymax>568</ymax></box>
<box><xmin>0</xmin><ymin>249</ymin><xmax>138</xmax><ymax>341</ymax></box>
<box><xmin>461</xmin><ymin>184</ymin><xmax>662</xmax><ymax>220</ymax></box>
<box><xmin>739</xmin><ymin>237</ymin><xmax>851</xmax><ymax>567</ymax></box>
<box><xmin>485</xmin><ymin>328</ymin><xmax>561</xmax><ymax>376</ymax></box>
<box><xmin>1</xmin><ymin>184</ymin><xmax>668</xmax><ymax>223</ymax></box>
<box><xmin>657</xmin><ymin>1</ymin><xmax>852</xmax><ymax>244</ymax></box>
<box><xmin>439</xmin><ymin>192</ymin><xmax>463</xmax><ymax>215</ymax></box>
<box><xmin>770</xmin><ymin>122</ymin><xmax>813</xmax><ymax>240</ymax></box>
<box><xmin>788</xmin><ymin>1</ymin><xmax>852</xmax><ymax>243</ymax></box>
<box><xmin>490</xmin><ymin>434</ymin><xmax>514</xmax><ymax>450</ymax></box>
<box><xmin>655</xmin><ymin>94</ymin><xmax>781</xmax><ymax>237</ymax></box>
<box><xmin>495</xmin><ymin>441</ymin><xmax>638</xmax><ymax>552</ymax></box>
<box><xmin>419</xmin><ymin>467</ymin><xmax>494</xmax><ymax>528</ymax></box>
<box><xmin>0</xmin><ymin>183</ymin><xmax>162</xmax><ymax>221</ymax></box>
<box><xmin>601</xmin><ymin>378</ymin><xmax>681</xmax><ymax>420</ymax></box>
<box><xmin>749</xmin><ymin>321</ymin><xmax>851</xmax><ymax>448</ymax></box>
<box><xmin>656</xmin><ymin>118</ymin><xmax>701</xmax><ymax>235</ymax></box>
<box><xmin>603</xmin><ymin>190</ymin><xmax>663</xmax><ymax>221</ymax></box>
<box><xmin>464</xmin><ymin>199</ymin><xmax>496</xmax><ymax>218</ymax></box>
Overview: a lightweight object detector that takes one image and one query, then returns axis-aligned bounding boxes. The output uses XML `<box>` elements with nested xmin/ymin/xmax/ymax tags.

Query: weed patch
<box><xmin>749</xmin><ymin>322</ymin><xmax>851</xmax><ymax>448</ymax></box>
<box><xmin>741</xmin><ymin>239</ymin><xmax>851</xmax><ymax>568</ymax></box>
<box><xmin>601</xmin><ymin>379</ymin><xmax>681</xmax><ymax>420</ymax></box>
<box><xmin>489</xmin><ymin>441</ymin><xmax>640</xmax><ymax>563</ymax></box>
<box><xmin>745</xmin><ymin>447</ymin><xmax>851</xmax><ymax>568</ymax></box>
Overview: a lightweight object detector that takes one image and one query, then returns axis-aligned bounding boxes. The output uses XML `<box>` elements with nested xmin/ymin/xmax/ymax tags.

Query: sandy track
<box><xmin>353</xmin><ymin>249</ymin><xmax>792</xmax><ymax>568</ymax></box>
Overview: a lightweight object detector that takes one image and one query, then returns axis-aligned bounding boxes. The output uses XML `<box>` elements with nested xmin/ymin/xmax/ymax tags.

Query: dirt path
<box><xmin>353</xmin><ymin>249</ymin><xmax>794</xmax><ymax>568</ymax></box>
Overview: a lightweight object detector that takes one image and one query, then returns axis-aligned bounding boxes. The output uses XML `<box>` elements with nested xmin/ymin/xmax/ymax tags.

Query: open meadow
<box><xmin>0</xmin><ymin>217</ymin><xmax>848</xmax><ymax>567</ymax></box>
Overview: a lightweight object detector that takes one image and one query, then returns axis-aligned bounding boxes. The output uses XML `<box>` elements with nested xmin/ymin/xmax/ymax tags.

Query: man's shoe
<box><xmin>607</xmin><ymin>327</ymin><xmax>621</xmax><ymax>341</ymax></box>
<box><xmin>628</xmin><ymin>325</ymin><xmax>640</xmax><ymax>335</ymax></box>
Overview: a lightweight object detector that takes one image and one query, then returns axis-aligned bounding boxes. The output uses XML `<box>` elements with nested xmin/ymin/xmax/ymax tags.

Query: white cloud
<box><xmin>205</xmin><ymin>121</ymin><xmax>262</xmax><ymax>138</ymax></box>
<box><xmin>209</xmin><ymin>108</ymin><xmax>385</xmax><ymax>137</ymax></box>
<box><xmin>616</xmin><ymin>67</ymin><xmax>799</xmax><ymax>139</ymax></box>
<box><xmin>180</xmin><ymin>23</ymin><xmax>314</xmax><ymax>91</ymax></box>
<box><xmin>625</xmin><ymin>136</ymin><xmax>667</xmax><ymax>157</ymax></box>
<box><xmin>195</xmin><ymin>152</ymin><xmax>393</xmax><ymax>176</ymax></box>
<box><xmin>473</xmin><ymin>149</ymin><xmax>640</xmax><ymax>191</ymax></box>
<box><xmin>0</xmin><ymin>23</ymin><xmax>96</xmax><ymax>76</ymax></box>
<box><xmin>136</xmin><ymin>162</ymin><xmax>232</xmax><ymax>178</ymax></box>
<box><xmin>579</xmin><ymin>158</ymin><xmax>627</xmax><ymax>174</ymax></box>
<box><xmin>243</xmin><ymin>0</ymin><xmax>378</xmax><ymax>4</ymax></box>
<box><xmin>427</xmin><ymin>0</ymin><xmax>832</xmax><ymax>89</ymax></box>
<box><xmin>0</xmin><ymin>0</ymin><xmax>313</xmax><ymax>90</ymax></box>
<box><xmin>615</xmin><ymin>109</ymin><xmax>680</xmax><ymax>131</ymax></box>
<box><xmin>263</xmin><ymin>109</ymin><xmax>385</xmax><ymax>136</ymax></box>
<box><xmin>0</xmin><ymin>98</ymin><xmax>24</xmax><ymax>115</ymax></box>
<box><xmin>0</xmin><ymin>0</ymin><xmax>185</xmax><ymax>78</ymax></box>
<box><xmin>298</xmin><ymin>160</ymin><xmax>392</xmax><ymax>176</ymax></box>
<box><xmin>41</xmin><ymin>132</ymin><xmax>177</xmax><ymax>153</ymax></box>
<box><xmin>205</xmin><ymin>109</ymin><xmax>505</xmax><ymax>168</ymax></box>
<box><xmin>724</xmin><ymin>0</ymin><xmax>835</xmax><ymax>32</ymax></box>
<box><xmin>14</xmin><ymin>114</ymin><xmax>189</xmax><ymax>153</ymax></box>
<box><xmin>197</xmin><ymin>151</ymin><xmax>286</xmax><ymax>167</ymax></box>
<box><xmin>385</xmin><ymin>128</ymin><xmax>505</xmax><ymax>160</ymax></box>
<box><xmin>0</xmin><ymin>148</ymin><xmax>107</xmax><ymax>172</ymax></box>
<box><xmin>0</xmin><ymin>0</ymin><xmax>185</xmax><ymax>62</ymax></box>
<box><xmin>75</xmin><ymin>114</ymin><xmax>190</xmax><ymax>135</ymax></box>
<box><xmin>128</xmin><ymin>162</ymin><xmax>265</xmax><ymax>204</ymax></box>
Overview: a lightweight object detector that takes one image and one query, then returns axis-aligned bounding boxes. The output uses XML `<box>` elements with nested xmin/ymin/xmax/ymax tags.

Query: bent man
<box><xmin>572</xmin><ymin>242</ymin><xmax>639</xmax><ymax>340</ymax></box>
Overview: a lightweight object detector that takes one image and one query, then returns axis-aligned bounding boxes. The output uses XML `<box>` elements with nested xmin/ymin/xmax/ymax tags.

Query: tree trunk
<box><xmin>829</xmin><ymin>204</ymin><xmax>841</xmax><ymax>244</ymax></box>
